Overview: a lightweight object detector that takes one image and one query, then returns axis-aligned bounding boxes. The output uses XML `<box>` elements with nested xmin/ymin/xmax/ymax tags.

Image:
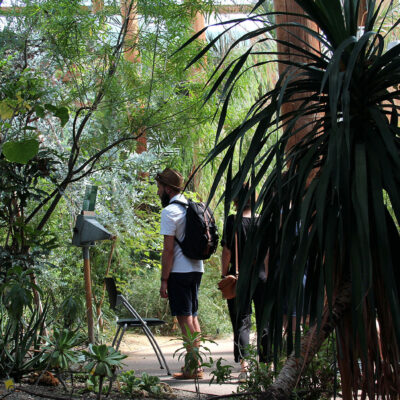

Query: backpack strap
<box><xmin>169</xmin><ymin>200</ymin><xmax>188</xmax><ymax>247</ymax></box>
<box><xmin>170</xmin><ymin>200</ymin><xmax>188</xmax><ymax>208</ymax></box>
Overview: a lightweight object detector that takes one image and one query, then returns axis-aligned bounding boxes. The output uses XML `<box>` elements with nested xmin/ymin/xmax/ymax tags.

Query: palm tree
<box><xmin>181</xmin><ymin>0</ymin><xmax>400</xmax><ymax>398</ymax></box>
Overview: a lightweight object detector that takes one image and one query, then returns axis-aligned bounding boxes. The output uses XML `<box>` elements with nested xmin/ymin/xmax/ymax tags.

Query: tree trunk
<box><xmin>92</xmin><ymin>0</ymin><xmax>103</xmax><ymax>13</ymax></box>
<box><xmin>121</xmin><ymin>0</ymin><xmax>139</xmax><ymax>63</ymax></box>
<box><xmin>273</xmin><ymin>0</ymin><xmax>321</xmax><ymax>156</ymax></box>
<box><xmin>261</xmin><ymin>282</ymin><xmax>352</xmax><ymax>399</ymax></box>
<box><xmin>187</xmin><ymin>8</ymin><xmax>207</xmax><ymax>192</ymax></box>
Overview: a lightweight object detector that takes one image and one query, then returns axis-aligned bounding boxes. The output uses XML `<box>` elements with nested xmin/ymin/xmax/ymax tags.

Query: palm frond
<box><xmin>180</xmin><ymin>0</ymin><xmax>400</xmax><ymax>397</ymax></box>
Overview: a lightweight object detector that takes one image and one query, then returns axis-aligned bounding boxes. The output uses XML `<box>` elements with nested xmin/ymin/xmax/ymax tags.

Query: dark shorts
<box><xmin>168</xmin><ymin>272</ymin><xmax>202</xmax><ymax>317</ymax></box>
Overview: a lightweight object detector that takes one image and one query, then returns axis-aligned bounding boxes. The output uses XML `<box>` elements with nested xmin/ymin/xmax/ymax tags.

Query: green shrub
<box><xmin>0</xmin><ymin>303</ymin><xmax>49</xmax><ymax>381</ymax></box>
<box><xmin>118</xmin><ymin>370</ymin><xmax>171</xmax><ymax>397</ymax></box>
<box><xmin>237</xmin><ymin>334</ymin><xmax>340</xmax><ymax>399</ymax></box>
<box><xmin>239</xmin><ymin>344</ymin><xmax>277</xmax><ymax>394</ymax></box>
<box><xmin>209</xmin><ymin>357</ymin><xmax>234</xmax><ymax>384</ymax></box>
<box><xmin>293</xmin><ymin>333</ymin><xmax>340</xmax><ymax>400</ymax></box>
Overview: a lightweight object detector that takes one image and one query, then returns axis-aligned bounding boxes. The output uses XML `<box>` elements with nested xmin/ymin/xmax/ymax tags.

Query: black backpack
<box><xmin>170</xmin><ymin>199</ymin><xmax>219</xmax><ymax>260</ymax></box>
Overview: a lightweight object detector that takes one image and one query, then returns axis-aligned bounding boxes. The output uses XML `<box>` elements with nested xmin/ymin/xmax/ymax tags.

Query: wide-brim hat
<box><xmin>155</xmin><ymin>168</ymin><xmax>184</xmax><ymax>191</ymax></box>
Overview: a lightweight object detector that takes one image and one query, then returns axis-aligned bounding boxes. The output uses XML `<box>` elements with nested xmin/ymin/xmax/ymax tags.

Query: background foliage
<box><xmin>0</xmin><ymin>0</ymin><xmax>277</xmax><ymax>348</ymax></box>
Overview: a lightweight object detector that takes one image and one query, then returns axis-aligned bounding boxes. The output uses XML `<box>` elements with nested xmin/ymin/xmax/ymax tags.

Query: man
<box><xmin>155</xmin><ymin>168</ymin><xmax>204</xmax><ymax>379</ymax></box>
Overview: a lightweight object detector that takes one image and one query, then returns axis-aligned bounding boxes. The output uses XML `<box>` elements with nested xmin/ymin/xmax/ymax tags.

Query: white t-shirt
<box><xmin>160</xmin><ymin>194</ymin><xmax>204</xmax><ymax>273</ymax></box>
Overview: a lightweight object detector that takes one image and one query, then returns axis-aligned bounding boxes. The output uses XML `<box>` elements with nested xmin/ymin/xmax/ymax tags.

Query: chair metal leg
<box><xmin>118</xmin><ymin>297</ymin><xmax>171</xmax><ymax>375</ymax></box>
<box><xmin>141</xmin><ymin>325</ymin><xmax>163</xmax><ymax>366</ymax></box>
<box><xmin>114</xmin><ymin>323</ymin><xmax>128</xmax><ymax>351</ymax></box>
<box><xmin>141</xmin><ymin>324</ymin><xmax>171</xmax><ymax>375</ymax></box>
<box><xmin>111</xmin><ymin>326</ymin><xmax>122</xmax><ymax>348</ymax></box>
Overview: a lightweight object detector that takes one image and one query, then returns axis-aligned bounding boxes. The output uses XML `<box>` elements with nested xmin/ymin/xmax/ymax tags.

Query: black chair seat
<box><xmin>117</xmin><ymin>318</ymin><xmax>166</xmax><ymax>327</ymax></box>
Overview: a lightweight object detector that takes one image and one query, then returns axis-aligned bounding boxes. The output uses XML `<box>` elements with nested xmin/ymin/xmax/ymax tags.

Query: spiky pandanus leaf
<box><xmin>182</xmin><ymin>0</ymin><xmax>400</xmax><ymax>397</ymax></box>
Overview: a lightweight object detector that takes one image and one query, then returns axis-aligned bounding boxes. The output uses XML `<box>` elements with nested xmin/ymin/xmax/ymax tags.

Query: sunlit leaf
<box><xmin>0</xmin><ymin>100</ymin><xmax>14</xmax><ymax>120</ymax></box>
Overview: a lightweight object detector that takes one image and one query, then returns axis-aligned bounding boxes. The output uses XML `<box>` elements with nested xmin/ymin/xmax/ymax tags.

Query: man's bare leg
<box><xmin>176</xmin><ymin>315</ymin><xmax>201</xmax><ymax>344</ymax></box>
<box><xmin>192</xmin><ymin>316</ymin><xmax>201</xmax><ymax>334</ymax></box>
<box><xmin>176</xmin><ymin>315</ymin><xmax>202</xmax><ymax>372</ymax></box>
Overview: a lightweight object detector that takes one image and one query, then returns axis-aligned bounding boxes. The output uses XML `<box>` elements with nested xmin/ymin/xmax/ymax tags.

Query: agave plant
<box><xmin>181</xmin><ymin>0</ymin><xmax>400</xmax><ymax>398</ymax></box>
<box><xmin>83</xmin><ymin>344</ymin><xmax>126</xmax><ymax>399</ymax></box>
<box><xmin>42</xmin><ymin>328</ymin><xmax>83</xmax><ymax>370</ymax></box>
<box><xmin>40</xmin><ymin>327</ymin><xmax>84</xmax><ymax>390</ymax></box>
<box><xmin>0</xmin><ymin>267</ymin><xmax>49</xmax><ymax>381</ymax></box>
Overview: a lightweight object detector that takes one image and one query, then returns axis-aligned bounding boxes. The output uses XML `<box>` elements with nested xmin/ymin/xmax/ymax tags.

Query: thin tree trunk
<box><xmin>187</xmin><ymin>7</ymin><xmax>206</xmax><ymax>192</ymax></box>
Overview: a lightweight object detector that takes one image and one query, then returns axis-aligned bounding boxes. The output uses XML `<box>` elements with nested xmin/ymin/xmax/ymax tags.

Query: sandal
<box><xmin>180</xmin><ymin>366</ymin><xmax>203</xmax><ymax>373</ymax></box>
<box><xmin>173</xmin><ymin>368</ymin><xmax>204</xmax><ymax>380</ymax></box>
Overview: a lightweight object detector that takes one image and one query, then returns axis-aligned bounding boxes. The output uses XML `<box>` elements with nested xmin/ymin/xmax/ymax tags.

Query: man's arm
<box><xmin>160</xmin><ymin>235</ymin><xmax>175</xmax><ymax>298</ymax></box>
<box><xmin>221</xmin><ymin>245</ymin><xmax>231</xmax><ymax>277</ymax></box>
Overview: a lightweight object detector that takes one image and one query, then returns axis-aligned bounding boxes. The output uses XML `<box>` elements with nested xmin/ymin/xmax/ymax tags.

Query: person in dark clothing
<box><xmin>220</xmin><ymin>187</ymin><xmax>270</xmax><ymax>381</ymax></box>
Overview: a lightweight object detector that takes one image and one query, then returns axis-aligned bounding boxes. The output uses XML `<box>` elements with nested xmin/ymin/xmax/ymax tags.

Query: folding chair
<box><xmin>104</xmin><ymin>277</ymin><xmax>171</xmax><ymax>375</ymax></box>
